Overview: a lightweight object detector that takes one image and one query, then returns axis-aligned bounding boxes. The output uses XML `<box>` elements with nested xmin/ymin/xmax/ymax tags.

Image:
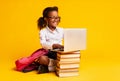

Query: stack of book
<box><xmin>55</xmin><ymin>50</ymin><xmax>80</xmax><ymax>77</ymax></box>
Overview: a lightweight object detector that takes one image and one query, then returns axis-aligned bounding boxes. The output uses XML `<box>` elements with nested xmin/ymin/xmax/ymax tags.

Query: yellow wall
<box><xmin>0</xmin><ymin>0</ymin><xmax>120</xmax><ymax>61</ymax></box>
<box><xmin>0</xmin><ymin>0</ymin><xmax>120</xmax><ymax>81</ymax></box>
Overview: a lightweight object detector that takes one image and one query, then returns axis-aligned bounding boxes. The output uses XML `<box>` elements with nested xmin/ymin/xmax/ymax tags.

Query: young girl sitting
<box><xmin>37</xmin><ymin>6</ymin><xmax>64</xmax><ymax>73</ymax></box>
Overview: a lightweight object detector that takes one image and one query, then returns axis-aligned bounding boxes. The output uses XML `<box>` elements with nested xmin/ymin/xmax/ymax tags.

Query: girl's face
<box><xmin>46</xmin><ymin>11</ymin><xmax>60</xmax><ymax>28</ymax></box>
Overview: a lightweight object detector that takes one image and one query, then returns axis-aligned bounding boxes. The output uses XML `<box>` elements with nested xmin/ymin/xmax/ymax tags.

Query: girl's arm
<box><xmin>39</xmin><ymin>31</ymin><xmax>53</xmax><ymax>49</ymax></box>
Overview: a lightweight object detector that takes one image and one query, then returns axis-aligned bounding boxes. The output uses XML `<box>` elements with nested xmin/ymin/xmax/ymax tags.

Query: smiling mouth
<box><xmin>52</xmin><ymin>22</ymin><xmax>58</xmax><ymax>24</ymax></box>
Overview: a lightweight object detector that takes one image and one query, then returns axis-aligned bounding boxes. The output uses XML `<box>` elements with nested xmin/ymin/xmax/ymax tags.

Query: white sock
<box><xmin>48</xmin><ymin>58</ymin><xmax>56</xmax><ymax>66</ymax></box>
<box><xmin>48</xmin><ymin>58</ymin><xmax>56</xmax><ymax>72</ymax></box>
<box><xmin>48</xmin><ymin>66</ymin><xmax>55</xmax><ymax>72</ymax></box>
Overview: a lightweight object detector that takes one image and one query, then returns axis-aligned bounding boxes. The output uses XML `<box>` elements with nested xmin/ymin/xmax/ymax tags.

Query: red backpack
<box><xmin>15</xmin><ymin>48</ymin><xmax>48</xmax><ymax>71</ymax></box>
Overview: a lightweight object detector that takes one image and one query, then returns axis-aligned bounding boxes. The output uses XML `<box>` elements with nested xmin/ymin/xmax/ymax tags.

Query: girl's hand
<box><xmin>52</xmin><ymin>44</ymin><xmax>64</xmax><ymax>49</ymax></box>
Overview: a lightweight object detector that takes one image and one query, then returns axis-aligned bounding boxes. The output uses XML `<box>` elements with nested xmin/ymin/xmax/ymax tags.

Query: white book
<box><xmin>56</xmin><ymin>71</ymin><xmax>79</xmax><ymax>77</ymax></box>
<box><xmin>57</xmin><ymin>53</ymin><xmax>80</xmax><ymax>58</ymax></box>
<box><xmin>57</xmin><ymin>57</ymin><xmax>80</xmax><ymax>62</ymax></box>
<box><xmin>56</xmin><ymin>67</ymin><xmax>79</xmax><ymax>72</ymax></box>
<box><xmin>57</xmin><ymin>63</ymin><xmax>79</xmax><ymax>69</ymax></box>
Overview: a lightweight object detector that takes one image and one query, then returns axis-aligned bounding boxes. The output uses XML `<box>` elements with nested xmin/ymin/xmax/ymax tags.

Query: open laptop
<box><xmin>52</xmin><ymin>28</ymin><xmax>86</xmax><ymax>52</ymax></box>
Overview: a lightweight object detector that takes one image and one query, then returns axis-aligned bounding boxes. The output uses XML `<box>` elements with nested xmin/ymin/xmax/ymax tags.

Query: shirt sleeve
<box><xmin>39</xmin><ymin>30</ymin><xmax>53</xmax><ymax>49</ymax></box>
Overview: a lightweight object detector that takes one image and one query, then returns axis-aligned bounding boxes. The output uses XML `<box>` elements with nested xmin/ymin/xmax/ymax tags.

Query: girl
<box><xmin>37</xmin><ymin>6</ymin><xmax>64</xmax><ymax>73</ymax></box>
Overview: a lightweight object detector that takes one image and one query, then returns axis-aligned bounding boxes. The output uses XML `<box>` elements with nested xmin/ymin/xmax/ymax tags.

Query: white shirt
<box><xmin>39</xmin><ymin>26</ymin><xmax>64</xmax><ymax>49</ymax></box>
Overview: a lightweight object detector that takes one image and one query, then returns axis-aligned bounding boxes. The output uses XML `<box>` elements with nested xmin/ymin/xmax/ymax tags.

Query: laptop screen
<box><xmin>64</xmin><ymin>28</ymin><xmax>86</xmax><ymax>52</ymax></box>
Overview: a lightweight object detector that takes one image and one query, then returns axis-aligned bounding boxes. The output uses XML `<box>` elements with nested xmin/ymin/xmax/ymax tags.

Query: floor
<box><xmin>1</xmin><ymin>51</ymin><xmax>120</xmax><ymax>81</ymax></box>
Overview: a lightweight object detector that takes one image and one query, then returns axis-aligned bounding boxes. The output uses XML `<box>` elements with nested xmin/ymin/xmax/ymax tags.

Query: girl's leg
<box><xmin>47</xmin><ymin>51</ymin><xmax>57</xmax><ymax>72</ymax></box>
<box><xmin>37</xmin><ymin>56</ymin><xmax>49</xmax><ymax>74</ymax></box>
<box><xmin>37</xmin><ymin>56</ymin><xmax>49</xmax><ymax>65</ymax></box>
<box><xmin>37</xmin><ymin>51</ymin><xmax>57</xmax><ymax>73</ymax></box>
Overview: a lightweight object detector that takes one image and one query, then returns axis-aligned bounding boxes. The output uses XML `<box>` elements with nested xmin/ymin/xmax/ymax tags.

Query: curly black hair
<box><xmin>37</xmin><ymin>6</ymin><xmax>58</xmax><ymax>29</ymax></box>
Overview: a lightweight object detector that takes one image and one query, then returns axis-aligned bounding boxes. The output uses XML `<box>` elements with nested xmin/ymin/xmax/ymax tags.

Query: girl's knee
<box><xmin>38</xmin><ymin>56</ymin><xmax>49</xmax><ymax>65</ymax></box>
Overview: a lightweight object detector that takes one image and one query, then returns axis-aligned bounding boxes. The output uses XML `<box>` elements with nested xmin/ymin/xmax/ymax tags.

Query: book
<box><xmin>56</xmin><ymin>60</ymin><xmax>80</xmax><ymax>64</ymax></box>
<box><xmin>57</xmin><ymin>50</ymin><xmax>80</xmax><ymax>58</ymax></box>
<box><xmin>56</xmin><ymin>71</ymin><xmax>79</xmax><ymax>77</ymax></box>
<box><xmin>57</xmin><ymin>53</ymin><xmax>80</xmax><ymax>59</ymax></box>
<box><xmin>56</xmin><ymin>63</ymin><xmax>79</xmax><ymax>69</ymax></box>
<box><xmin>56</xmin><ymin>50</ymin><xmax>80</xmax><ymax>54</ymax></box>
<box><xmin>56</xmin><ymin>67</ymin><xmax>79</xmax><ymax>72</ymax></box>
<box><xmin>57</xmin><ymin>57</ymin><xmax>80</xmax><ymax>62</ymax></box>
<box><xmin>56</xmin><ymin>50</ymin><xmax>80</xmax><ymax>77</ymax></box>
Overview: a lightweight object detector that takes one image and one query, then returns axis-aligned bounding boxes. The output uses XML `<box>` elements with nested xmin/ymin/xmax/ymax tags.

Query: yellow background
<box><xmin>0</xmin><ymin>0</ymin><xmax>120</xmax><ymax>81</ymax></box>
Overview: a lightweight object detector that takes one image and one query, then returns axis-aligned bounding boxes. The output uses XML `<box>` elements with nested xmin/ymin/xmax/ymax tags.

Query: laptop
<box><xmin>51</xmin><ymin>28</ymin><xmax>86</xmax><ymax>53</ymax></box>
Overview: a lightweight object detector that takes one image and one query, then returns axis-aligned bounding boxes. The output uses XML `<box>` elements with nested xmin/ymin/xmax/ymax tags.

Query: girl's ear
<box><xmin>44</xmin><ymin>17</ymin><xmax>48</xmax><ymax>25</ymax></box>
<box><xmin>44</xmin><ymin>17</ymin><xmax>47</xmax><ymax>21</ymax></box>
